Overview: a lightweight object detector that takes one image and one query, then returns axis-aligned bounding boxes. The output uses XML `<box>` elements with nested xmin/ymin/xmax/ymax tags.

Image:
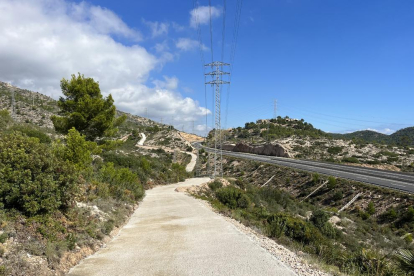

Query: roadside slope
<box><xmin>68</xmin><ymin>178</ymin><xmax>296</xmax><ymax>276</ymax></box>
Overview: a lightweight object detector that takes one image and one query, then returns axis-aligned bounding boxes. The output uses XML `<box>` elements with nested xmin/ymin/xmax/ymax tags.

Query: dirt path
<box><xmin>68</xmin><ymin>178</ymin><xmax>296</xmax><ymax>276</ymax></box>
<box><xmin>137</xmin><ymin>133</ymin><xmax>146</xmax><ymax>146</ymax></box>
<box><xmin>185</xmin><ymin>152</ymin><xmax>197</xmax><ymax>172</ymax></box>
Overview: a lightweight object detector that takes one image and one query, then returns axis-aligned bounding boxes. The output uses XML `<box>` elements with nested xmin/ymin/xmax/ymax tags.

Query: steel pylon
<box><xmin>205</xmin><ymin>61</ymin><xmax>230</xmax><ymax>177</ymax></box>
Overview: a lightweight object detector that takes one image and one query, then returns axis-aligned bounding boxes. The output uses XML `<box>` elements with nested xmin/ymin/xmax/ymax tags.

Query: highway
<box><xmin>193</xmin><ymin>143</ymin><xmax>414</xmax><ymax>194</ymax></box>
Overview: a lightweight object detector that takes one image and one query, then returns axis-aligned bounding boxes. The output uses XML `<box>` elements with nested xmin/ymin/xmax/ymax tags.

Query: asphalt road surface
<box><xmin>193</xmin><ymin>143</ymin><xmax>414</xmax><ymax>194</ymax></box>
<box><xmin>68</xmin><ymin>178</ymin><xmax>296</xmax><ymax>276</ymax></box>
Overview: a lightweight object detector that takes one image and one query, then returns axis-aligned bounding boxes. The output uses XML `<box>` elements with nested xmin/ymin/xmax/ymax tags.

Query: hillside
<box><xmin>333</xmin><ymin>127</ymin><xmax>414</xmax><ymax>146</ymax></box>
<box><xmin>0</xmin><ymin>81</ymin><xmax>197</xmax><ymax>152</ymax></box>
<box><xmin>0</xmin><ymin>81</ymin><xmax>197</xmax><ymax>275</ymax></box>
<box><xmin>207</xmin><ymin>116</ymin><xmax>414</xmax><ymax>172</ymax></box>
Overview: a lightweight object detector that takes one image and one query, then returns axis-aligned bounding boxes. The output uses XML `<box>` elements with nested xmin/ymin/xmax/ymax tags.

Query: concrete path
<box><xmin>185</xmin><ymin>152</ymin><xmax>197</xmax><ymax>172</ymax></box>
<box><xmin>137</xmin><ymin>133</ymin><xmax>146</xmax><ymax>146</ymax></box>
<box><xmin>68</xmin><ymin>178</ymin><xmax>296</xmax><ymax>276</ymax></box>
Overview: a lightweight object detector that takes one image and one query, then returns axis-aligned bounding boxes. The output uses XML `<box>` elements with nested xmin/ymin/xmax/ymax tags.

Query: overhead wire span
<box><xmin>208</xmin><ymin>0</ymin><xmax>214</xmax><ymax>62</ymax></box>
<box><xmin>219</xmin><ymin>0</ymin><xmax>227</xmax><ymax>131</ymax></box>
<box><xmin>277</xmin><ymin>103</ymin><xmax>412</xmax><ymax>126</ymax></box>
<box><xmin>276</xmin><ymin>106</ymin><xmax>402</xmax><ymax>131</ymax></box>
<box><xmin>221</xmin><ymin>0</ymin><xmax>227</xmax><ymax>63</ymax></box>
<box><xmin>192</xmin><ymin>0</ymin><xmax>209</xmax><ymax>136</ymax></box>
<box><xmin>224</xmin><ymin>0</ymin><xmax>243</xmax><ymax>129</ymax></box>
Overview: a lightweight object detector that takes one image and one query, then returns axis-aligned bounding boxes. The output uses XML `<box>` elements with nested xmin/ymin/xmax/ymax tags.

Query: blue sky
<box><xmin>1</xmin><ymin>0</ymin><xmax>413</xmax><ymax>135</ymax></box>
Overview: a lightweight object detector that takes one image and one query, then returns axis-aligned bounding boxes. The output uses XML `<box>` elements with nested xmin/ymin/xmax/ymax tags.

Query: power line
<box><xmin>224</xmin><ymin>0</ymin><xmax>243</xmax><ymax>129</ymax></box>
<box><xmin>193</xmin><ymin>0</ymin><xmax>206</xmax><ymax>73</ymax></box>
<box><xmin>278</xmin><ymin>104</ymin><xmax>412</xmax><ymax>128</ymax></box>
<box><xmin>208</xmin><ymin>0</ymin><xmax>214</xmax><ymax>62</ymax></box>
<box><xmin>192</xmin><ymin>0</ymin><xmax>209</xmax><ymax>137</ymax></box>
<box><xmin>221</xmin><ymin>0</ymin><xmax>227</xmax><ymax>62</ymax></box>
<box><xmin>278</xmin><ymin>102</ymin><xmax>412</xmax><ymax>126</ymax></box>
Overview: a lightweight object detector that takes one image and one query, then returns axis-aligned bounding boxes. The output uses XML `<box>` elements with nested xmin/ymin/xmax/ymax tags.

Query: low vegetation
<box><xmin>196</xmin><ymin>155</ymin><xmax>414</xmax><ymax>275</ymax></box>
<box><xmin>0</xmin><ymin>76</ymin><xmax>190</xmax><ymax>275</ymax></box>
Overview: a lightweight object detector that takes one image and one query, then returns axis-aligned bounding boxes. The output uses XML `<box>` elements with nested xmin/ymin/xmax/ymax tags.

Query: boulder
<box><xmin>231</xmin><ymin>142</ymin><xmax>290</xmax><ymax>158</ymax></box>
<box><xmin>221</xmin><ymin>144</ymin><xmax>236</xmax><ymax>151</ymax></box>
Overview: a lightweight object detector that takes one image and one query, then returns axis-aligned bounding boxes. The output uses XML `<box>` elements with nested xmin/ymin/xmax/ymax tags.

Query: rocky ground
<box><xmin>275</xmin><ymin>136</ymin><xmax>414</xmax><ymax>170</ymax></box>
<box><xmin>0</xmin><ymin>82</ymin><xmax>57</xmax><ymax>129</ymax></box>
<box><xmin>217</xmin><ymin>127</ymin><xmax>414</xmax><ymax>172</ymax></box>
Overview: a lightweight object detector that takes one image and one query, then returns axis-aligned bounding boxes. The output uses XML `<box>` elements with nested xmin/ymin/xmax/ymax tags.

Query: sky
<box><xmin>0</xmin><ymin>0</ymin><xmax>413</xmax><ymax>136</ymax></box>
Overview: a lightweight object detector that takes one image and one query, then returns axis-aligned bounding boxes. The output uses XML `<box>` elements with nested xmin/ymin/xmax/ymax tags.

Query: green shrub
<box><xmin>381</xmin><ymin>208</ymin><xmax>397</xmax><ymax>221</ymax></box>
<box><xmin>327</xmin><ymin>176</ymin><xmax>337</xmax><ymax>189</ymax></box>
<box><xmin>0</xmin><ymin>110</ymin><xmax>12</xmax><ymax>129</ymax></box>
<box><xmin>387</xmin><ymin>156</ymin><xmax>399</xmax><ymax>163</ymax></box>
<box><xmin>266</xmin><ymin>213</ymin><xmax>323</xmax><ymax>245</ymax></box>
<box><xmin>208</xmin><ymin>180</ymin><xmax>223</xmax><ymax>191</ymax></box>
<box><xmin>404</xmin><ymin>234</ymin><xmax>413</xmax><ymax>244</ymax></box>
<box><xmin>0</xmin><ymin>233</ymin><xmax>8</xmax><ymax>243</ymax></box>
<box><xmin>333</xmin><ymin>191</ymin><xmax>343</xmax><ymax>201</ymax></box>
<box><xmin>54</xmin><ymin>128</ymin><xmax>101</xmax><ymax>171</ymax></box>
<box><xmin>311</xmin><ymin>209</ymin><xmax>330</xmax><ymax>229</ymax></box>
<box><xmin>320</xmin><ymin>222</ymin><xmax>337</xmax><ymax>238</ymax></box>
<box><xmin>379</xmin><ymin>151</ymin><xmax>398</xmax><ymax>157</ymax></box>
<box><xmin>237</xmin><ymin>194</ymin><xmax>251</xmax><ymax>209</ymax></box>
<box><xmin>395</xmin><ymin>249</ymin><xmax>414</xmax><ymax>275</ymax></box>
<box><xmin>327</xmin><ymin>146</ymin><xmax>343</xmax><ymax>155</ymax></box>
<box><xmin>402</xmin><ymin>206</ymin><xmax>414</xmax><ymax>223</ymax></box>
<box><xmin>343</xmin><ymin>249</ymin><xmax>394</xmax><ymax>275</ymax></box>
<box><xmin>342</xmin><ymin>157</ymin><xmax>359</xmax><ymax>163</ymax></box>
<box><xmin>266</xmin><ymin>213</ymin><xmax>287</xmax><ymax>238</ymax></box>
<box><xmin>367</xmin><ymin>202</ymin><xmax>375</xmax><ymax>215</ymax></box>
<box><xmin>11</xmin><ymin>125</ymin><xmax>51</xmax><ymax>143</ymax></box>
<box><xmin>0</xmin><ymin>133</ymin><xmax>78</xmax><ymax>216</ymax></box>
<box><xmin>235</xmin><ymin>177</ymin><xmax>246</xmax><ymax>189</ymax></box>
<box><xmin>216</xmin><ymin>186</ymin><xmax>243</xmax><ymax>209</ymax></box>
<box><xmin>99</xmin><ymin>162</ymin><xmax>144</xmax><ymax>202</ymax></box>
<box><xmin>312</xmin><ymin>173</ymin><xmax>320</xmax><ymax>183</ymax></box>
<box><xmin>359</xmin><ymin>211</ymin><xmax>370</xmax><ymax>220</ymax></box>
<box><xmin>66</xmin><ymin>233</ymin><xmax>76</xmax><ymax>250</ymax></box>
<box><xmin>102</xmin><ymin>219</ymin><xmax>115</xmax><ymax>235</ymax></box>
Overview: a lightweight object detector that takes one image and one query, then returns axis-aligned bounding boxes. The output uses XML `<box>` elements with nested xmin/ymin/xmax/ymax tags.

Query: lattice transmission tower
<box><xmin>205</xmin><ymin>61</ymin><xmax>230</xmax><ymax>177</ymax></box>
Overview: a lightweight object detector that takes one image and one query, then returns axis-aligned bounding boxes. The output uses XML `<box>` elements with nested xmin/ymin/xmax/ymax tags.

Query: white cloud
<box><xmin>172</xmin><ymin>22</ymin><xmax>185</xmax><ymax>32</ymax></box>
<box><xmin>196</xmin><ymin>124</ymin><xmax>209</xmax><ymax>132</ymax></box>
<box><xmin>154</xmin><ymin>40</ymin><xmax>169</xmax><ymax>53</ymax></box>
<box><xmin>0</xmin><ymin>0</ymin><xmax>210</xmax><ymax>134</ymax></box>
<box><xmin>176</xmin><ymin>38</ymin><xmax>208</xmax><ymax>52</ymax></box>
<box><xmin>190</xmin><ymin>6</ymin><xmax>222</xmax><ymax>28</ymax></box>
<box><xmin>153</xmin><ymin>76</ymin><xmax>179</xmax><ymax>91</ymax></box>
<box><xmin>142</xmin><ymin>19</ymin><xmax>169</xmax><ymax>38</ymax></box>
<box><xmin>367</xmin><ymin>128</ymin><xmax>395</xmax><ymax>135</ymax></box>
<box><xmin>70</xmin><ymin>2</ymin><xmax>142</xmax><ymax>41</ymax></box>
<box><xmin>382</xmin><ymin>128</ymin><xmax>394</xmax><ymax>134</ymax></box>
<box><xmin>113</xmin><ymin>84</ymin><xmax>210</xmax><ymax>123</ymax></box>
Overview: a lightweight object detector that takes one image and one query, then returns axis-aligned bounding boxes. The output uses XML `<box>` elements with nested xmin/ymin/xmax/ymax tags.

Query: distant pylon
<box><xmin>274</xmin><ymin>99</ymin><xmax>277</xmax><ymax>119</ymax></box>
<box><xmin>205</xmin><ymin>61</ymin><xmax>230</xmax><ymax>178</ymax></box>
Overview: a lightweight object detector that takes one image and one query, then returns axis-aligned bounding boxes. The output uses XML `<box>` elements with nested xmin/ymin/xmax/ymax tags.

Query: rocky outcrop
<box><xmin>222</xmin><ymin>142</ymin><xmax>290</xmax><ymax>158</ymax></box>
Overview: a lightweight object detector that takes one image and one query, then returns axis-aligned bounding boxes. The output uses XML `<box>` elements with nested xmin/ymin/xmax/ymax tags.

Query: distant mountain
<box><xmin>332</xmin><ymin>127</ymin><xmax>414</xmax><ymax>146</ymax></box>
<box><xmin>389</xmin><ymin>127</ymin><xmax>414</xmax><ymax>146</ymax></box>
<box><xmin>331</xmin><ymin>130</ymin><xmax>389</xmax><ymax>143</ymax></box>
